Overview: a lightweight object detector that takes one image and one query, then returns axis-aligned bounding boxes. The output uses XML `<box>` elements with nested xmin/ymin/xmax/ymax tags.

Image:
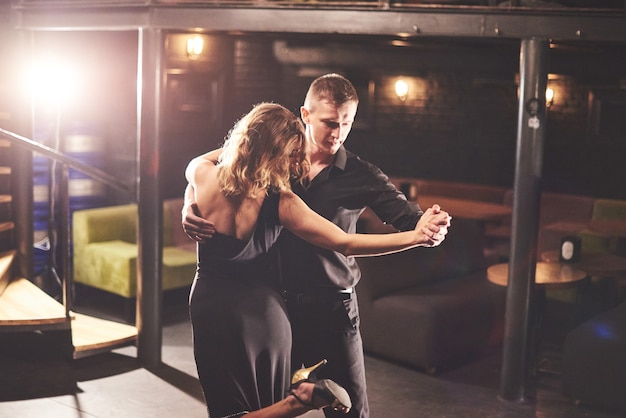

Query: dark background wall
<box><xmin>20</xmin><ymin>31</ymin><xmax>626</xmax><ymax>203</ymax></box>
<box><xmin>171</xmin><ymin>34</ymin><xmax>625</xmax><ymax>201</ymax></box>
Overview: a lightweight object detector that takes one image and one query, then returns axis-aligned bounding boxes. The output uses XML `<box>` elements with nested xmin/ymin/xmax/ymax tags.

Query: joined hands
<box><xmin>415</xmin><ymin>204</ymin><xmax>451</xmax><ymax>247</ymax></box>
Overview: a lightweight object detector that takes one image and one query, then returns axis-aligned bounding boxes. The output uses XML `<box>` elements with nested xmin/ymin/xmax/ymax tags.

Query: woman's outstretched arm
<box><xmin>279</xmin><ymin>191</ymin><xmax>450</xmax><ymax>257</ymax></box>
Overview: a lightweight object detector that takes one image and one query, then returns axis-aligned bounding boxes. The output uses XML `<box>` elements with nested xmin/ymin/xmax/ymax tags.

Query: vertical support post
<box><xmin>59</xmin><ymin>163</ymin><xmax>71</xmax><ymax>316</ymax></box>
<box><xmin>136</xmin><ymin>27</ymin><xmax>164</xmax><ymax>366</ymax></box>
<box><xmin>12</xmin><ymin>29</ymin><xmax>34</xmax><ymax>280</ymax></box>
<box><xmin>13</xmin><ymin>137</ymin><xmax>34</xmax><ymax>280</ymax></box>
<box><xmin>500</xmin><ymin>37</ymin><xmax>549</xmax><ymax>402</ymax></box>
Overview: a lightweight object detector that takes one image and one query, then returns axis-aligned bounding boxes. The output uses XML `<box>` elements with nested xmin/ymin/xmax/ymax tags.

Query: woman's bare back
<box><xmin>192</xmin><ymin>161</ymin><xmax>265</xmax><ymax>242</ymax></box>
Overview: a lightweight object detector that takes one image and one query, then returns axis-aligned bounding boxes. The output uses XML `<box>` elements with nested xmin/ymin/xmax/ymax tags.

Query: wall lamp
<box><xmin>545</xmin><ymin>87</ymin><xmax>554</xmax><ymax>108</ymax></box>
<box><xmin>515</xmin><ymin>73</ymin><xmax>558</xmax><ymax>109</ymax></box>
<box><xmin>186</xmin><ymin>35</ymin><xmax>204</xmax><ymax>60</ymax></box>
<box><xmin>515</xmin><ymin>85</ymin><xmax>555</xmax><ymax>109</ymax></box>
<box><xmin>395</xmin><ymin>79</ymin><xmax>409</xmax><ymax>101</ymax></box>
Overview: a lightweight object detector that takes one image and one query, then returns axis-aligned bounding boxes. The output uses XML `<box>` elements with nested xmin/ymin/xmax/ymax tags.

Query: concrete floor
<box><xmin>0</xmin><ymin>294</ymin><xmax>622</xmax><ymax>418</ymax></box>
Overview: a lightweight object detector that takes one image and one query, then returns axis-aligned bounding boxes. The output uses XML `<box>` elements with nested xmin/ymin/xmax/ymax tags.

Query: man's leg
<box><xmin>288</xmin><ymin>293</ymin><xmax>369</xmax><ymax>418</ymax></box>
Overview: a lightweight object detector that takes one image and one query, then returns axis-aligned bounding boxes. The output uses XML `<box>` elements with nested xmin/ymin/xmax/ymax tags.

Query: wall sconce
<box><xmin>186</xmin><ymin>35</ymin><xmax>204</xmax><ymax>60</ymax></box>
<box><xmin>515</xmin><ymin>72</ymin><xmax>563</xmax><ymax>109</ymax></box>
<box><xmin>515</xmin><ymin>85</ymin><xmax>555</xmax><ymax>109</ymax></box>
<box><xmin>545</xmin><ymin>87</ymin><xmax>554</xmax><ymax>108</ymax></box>
<box><xmin>395</xmin><ymin>79</ymin><xmax>409</xmax><ymax>102</ymax></box>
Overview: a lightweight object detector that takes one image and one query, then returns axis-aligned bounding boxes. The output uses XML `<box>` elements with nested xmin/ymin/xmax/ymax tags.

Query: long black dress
<box><xmin>189</xmin><ymin>192</ymin><xmax>291</xmax><ymax>418</ymax></box>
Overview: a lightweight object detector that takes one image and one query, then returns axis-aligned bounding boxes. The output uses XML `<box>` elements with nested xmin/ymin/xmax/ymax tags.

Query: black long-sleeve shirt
<box><xmin>274</xmin><ymin>146</ymin><xmax>423</xmax><ymax>292</ymax></box>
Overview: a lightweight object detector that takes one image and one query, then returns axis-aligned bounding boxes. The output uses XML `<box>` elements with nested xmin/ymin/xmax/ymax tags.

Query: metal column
<box><xmin>500</xmin><ymin>37</ymin><xmax>549</xmax><ymax>402</ymax></box>
<box><xmin>11</xmin><ymin>29</ymin><xmax>34</xmax><ymax>280</ymax></box>
<box><xmin>136</xmin><ymin>27</ymin><xmax>164</xmax><ymax>366</ymax></box>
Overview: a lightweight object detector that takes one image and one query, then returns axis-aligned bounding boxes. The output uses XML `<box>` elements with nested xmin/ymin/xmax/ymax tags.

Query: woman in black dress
<box><xmin>186</xmin><ymin>103</ymin><xmax>449</xmax><ymax>418</ymax></box>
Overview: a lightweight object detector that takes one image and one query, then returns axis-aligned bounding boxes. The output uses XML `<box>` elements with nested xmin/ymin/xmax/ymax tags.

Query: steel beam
<box><xmin>10</xmin><ymin>6</ymin><xmax>626</xmax><ymax>43</ymax></box>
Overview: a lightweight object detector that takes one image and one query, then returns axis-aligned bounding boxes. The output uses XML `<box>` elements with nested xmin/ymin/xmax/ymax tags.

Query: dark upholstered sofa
<box><xmin>356</xmin><ymin>212</ymin><xmax>506</xmax><ymax>374</ymax></box>
<box><xmin>561</xmin><ymin>301</ymin><xmax>626</xmax><ymax>414</ymax></box>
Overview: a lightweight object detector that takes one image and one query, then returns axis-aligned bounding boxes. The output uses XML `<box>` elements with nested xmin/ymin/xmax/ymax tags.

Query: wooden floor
<box><xmin>0</xmin><ymin>255</ymin><xmax>137</xmax><ymax>358</ymax></box>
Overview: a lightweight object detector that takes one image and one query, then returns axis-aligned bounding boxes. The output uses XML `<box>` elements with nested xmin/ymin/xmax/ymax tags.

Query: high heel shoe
<box><xmin>288</xmin><ymin>360</ymin><xmax>352</xmax><ymax>412</ymax></box>
<box><xmin>291</xmin><ymin>359</ymin><xmax>327</xmax><ymax>385</ymax></box>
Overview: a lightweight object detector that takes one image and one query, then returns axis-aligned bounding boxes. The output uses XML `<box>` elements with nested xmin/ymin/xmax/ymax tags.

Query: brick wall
<box><xmin>267</xmin><ymin>44</ymin><xmax>626</xmax><ymax>200</ymax></box>
<box><xmin>168</xmin><ymin>36</ymin><xmax>626</xmax><ymax>201</ymax></box>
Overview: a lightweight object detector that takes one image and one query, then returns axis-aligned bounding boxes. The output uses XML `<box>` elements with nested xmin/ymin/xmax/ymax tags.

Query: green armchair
<box><xmin>72</xmin><ymin>198</ymin><xmax>196</xmax><ymax>299</ymax></box>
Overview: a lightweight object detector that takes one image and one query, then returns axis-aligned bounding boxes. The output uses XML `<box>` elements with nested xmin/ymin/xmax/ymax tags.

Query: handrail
<box><xmin>0</xmin><ymin>127</ymin><xmax>134</xmax><ymax>195</ymax></box>
<box><xmin>1</xmin><ymin>126</ymin><xmax>135</xmax><ymax>319</ymax></box>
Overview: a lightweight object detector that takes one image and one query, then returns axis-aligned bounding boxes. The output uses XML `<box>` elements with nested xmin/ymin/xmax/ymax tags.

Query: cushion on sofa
<box><xmin>162</xmin><ymin>246</ymin><xmax>198</xmax><ymax>289</ymax></box>
<box><xmin>82</xmin><ymin>240</ymin><xmax>138</xmax><ymax>297</ymax></box>
<box><xmin>361</xmin><ymin>272</ymin><xmax>504</xmax><ymax>372</ymax></box>
<box><xmin>356</xmin><ymin>219</ymin><xmax>504</xmax><ymax>372</ymax></box>
<box><xmin>79</xmin><ymin>240</ymin><xmax>197</xmax><ymax>298</ymax></box>
<box><xmin>74</xmin><ymin>204</ymin><xmax>138</xmax><ymax>245</ymax></box>
<box><xmin>357</xmin><ymin>218</ymin><xmax>488</xmax><ymax>299</ymax></box>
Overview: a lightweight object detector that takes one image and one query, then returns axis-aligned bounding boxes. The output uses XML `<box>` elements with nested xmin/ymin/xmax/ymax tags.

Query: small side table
<box><xmin>487</xmin><ymin>262</ymin><xmax>587</xmax><ymax>287</ymax></box>
<box><xmin>487</xmin><ymin>262</ymin><xmax>588</xmax><ymax>376</ymax></box>
<box><xmin>541</xmin><ymin>250</ymin><xmax>626</xmax><ymax>310</ymax></box>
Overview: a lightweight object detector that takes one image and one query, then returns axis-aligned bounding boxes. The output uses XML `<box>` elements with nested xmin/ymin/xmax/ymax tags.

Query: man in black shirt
<box><xmin>183</xmin><ymin>74</ymin><xmax>451</xmax><ymax>418</ymax></box>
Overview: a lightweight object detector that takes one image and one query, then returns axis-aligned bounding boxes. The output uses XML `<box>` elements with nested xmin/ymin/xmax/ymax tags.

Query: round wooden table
<box><xmin>487</xmin><ymin>262</ymin><xmax>587</xmax><ymax>287</ymax></box>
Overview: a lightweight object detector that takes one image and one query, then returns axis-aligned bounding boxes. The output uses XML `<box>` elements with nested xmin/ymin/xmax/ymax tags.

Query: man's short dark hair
<box><xmin>305</xmin><ymin>73</ymin><xmax>359</xmax><ymax>109</ymax></box>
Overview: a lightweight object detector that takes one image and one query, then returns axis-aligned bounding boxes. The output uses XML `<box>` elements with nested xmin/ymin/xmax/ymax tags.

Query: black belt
<box><xmin>282</xmin><ymin>288</ymin><xmax>353</xmax><ymax>305</ymax></box>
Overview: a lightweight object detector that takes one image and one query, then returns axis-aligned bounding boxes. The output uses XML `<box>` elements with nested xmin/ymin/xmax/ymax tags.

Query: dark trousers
<box><xmin>286</xmin><ymin>291</ymin><xmax>369</xmax><ymax>418</ymax></box>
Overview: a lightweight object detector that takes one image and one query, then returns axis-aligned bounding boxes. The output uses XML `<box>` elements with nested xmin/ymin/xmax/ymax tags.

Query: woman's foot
<box><xmin>288</xmin><ymin>379</ymin><xmax>351</xmax><ymax>413</ymax></box>
<box><xmin>288</xmin><ymin>360</ymin><xmax>351</xmax><ymax>414</ymax></box>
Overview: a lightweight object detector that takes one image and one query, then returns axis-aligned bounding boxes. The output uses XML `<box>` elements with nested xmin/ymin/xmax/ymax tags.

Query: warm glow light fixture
<box><xmin>395</xmin><ymin>79</ymin><xmax>409</xmax><ymax>101</ymax></box>
<box><xmin>515</xmin><ymin>85</ymin><xmax>556</xmax><ymax>109</ymax></box>
<box><xmin>23</xmin><ymin>56</ymin><xmax>79</xmax><ymax>108</ymax></box>
<box><xmin>186</xmin><ymin>35</ymin><xmax>204</xmax><ymax>60</ymax></box>
<box><xmin>545</xmin><ymin>87</ymin><xmax>554</xmax><ymax>108</ymax></box>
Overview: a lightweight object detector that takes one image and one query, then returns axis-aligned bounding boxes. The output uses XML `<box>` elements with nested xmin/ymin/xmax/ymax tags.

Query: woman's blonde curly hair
<box><xmin>217</xmin><ymin>102</ymin><xmax>309</xmax><ymax>198</ymax></box>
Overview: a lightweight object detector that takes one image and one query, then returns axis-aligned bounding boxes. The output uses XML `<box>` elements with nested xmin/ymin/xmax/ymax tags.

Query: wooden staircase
<box><xmin>0</xmin><ymin>251</ymin><xmax>137</xmax><ymax>358</ymax></box>
<box><xmin>0</xmin><ymin>114</ymin><xmax>137</xmax><ymax>361</ymax></box>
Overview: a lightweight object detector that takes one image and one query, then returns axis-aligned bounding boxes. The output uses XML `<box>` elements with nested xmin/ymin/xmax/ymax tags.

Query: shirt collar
<box><xmin>307</xmin><ymin>146</ymin><xmax>347</xmax><ymax>185</ymax></box>
<box><xmin>332</xmin><ymin>146</ymin><xmax>348</xmax><ymax>171</ymax></box>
